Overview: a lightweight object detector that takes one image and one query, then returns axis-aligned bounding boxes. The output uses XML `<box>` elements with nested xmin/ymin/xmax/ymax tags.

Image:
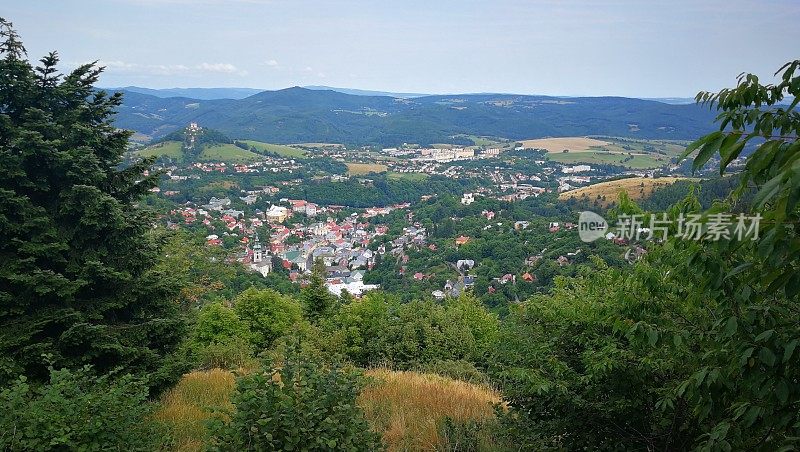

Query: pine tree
<box><xmin>0</xmin><ymin>18</ymin><xmax>185</xmax><ymax>390</ymax></box>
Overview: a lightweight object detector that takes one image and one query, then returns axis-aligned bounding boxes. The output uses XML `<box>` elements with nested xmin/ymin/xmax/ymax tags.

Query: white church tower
<box><xmin>253</xmin><ymin>233</ymin><xmax>263</xmax><ymax>263</ymax></box>
<box><xmin>249</xmin><ymin>233</ymin><xmax>271</xmax><ymax>276</ymax></box>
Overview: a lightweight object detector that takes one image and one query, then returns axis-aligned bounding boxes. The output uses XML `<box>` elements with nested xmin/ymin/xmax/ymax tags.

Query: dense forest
<box><xmin>2</xmin><ymin>18</ymin><xmax>800</xmax><ymax>451</ymax></box>
<box><xmin>113</xmin><ymin>90</ymin><xmax>718</xmax><ymax>146</ymax></box>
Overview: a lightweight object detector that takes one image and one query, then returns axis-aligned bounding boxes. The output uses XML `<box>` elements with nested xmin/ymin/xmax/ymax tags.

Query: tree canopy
<box><xmin>0</xmin><ymin>18</ymin><xmax>184</xmax><ymax>390</ymax></box>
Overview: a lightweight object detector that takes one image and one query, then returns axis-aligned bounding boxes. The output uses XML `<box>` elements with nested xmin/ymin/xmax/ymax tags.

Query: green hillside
<box><xmin>198</xmin><ymin>144</ymin><xmax>260</xmax><ymax>162</ymax></box>
<box><xmin>137</xmin><ymin>141</ymin><xmax>184</xmax><ymax>161</ymax></box>
<box><xmin>137</xmin><ymin>141</ymin><xmax>261</xmax><ymax>163</ymax></box>
<box><xmin>239</xmin><ymin>140</ymin><xmax>308</xmax><ymax>158</ymax></box>
<box><xmin>114</xmin><ymin>87</ymin><xmax>718</xmax><ymax>146</ymax></box>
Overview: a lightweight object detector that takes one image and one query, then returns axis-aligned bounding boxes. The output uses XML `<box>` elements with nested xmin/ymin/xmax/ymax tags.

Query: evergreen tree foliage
<box><xmin>0</xmin><ymin>18</ymin><xmax>184</xmax><ymax>390</ymax></box>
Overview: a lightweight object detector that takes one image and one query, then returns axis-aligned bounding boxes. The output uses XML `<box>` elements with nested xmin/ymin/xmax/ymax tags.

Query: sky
<box><xmin>2</xmin><ymin>0</ymin><xmax>798</xmax><ymax>97</ymax></box>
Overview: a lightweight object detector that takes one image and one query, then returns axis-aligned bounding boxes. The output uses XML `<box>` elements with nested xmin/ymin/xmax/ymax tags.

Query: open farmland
<box><xmin>521</xmin><ymin>137</ymin><xmax>611</xmax><ymax>152</ymax></box>
<box><xmin>548</xmin><ymin>151</ymin><xmax>668</xmax><ymax>168</ymax></box>
<box><xmin>346</xmin><ymin>162</ymin><xmax>388</xmax><ymax>175</ymax></box>
<box><xmin>559</xmin><ymin>176</ymin><xmax>689</xmax><ymax>205</ymax></box>
<box><xmin>521</xmin><ymin>136</ymin><xmax>686</xmax><ymax>169</ymax></box>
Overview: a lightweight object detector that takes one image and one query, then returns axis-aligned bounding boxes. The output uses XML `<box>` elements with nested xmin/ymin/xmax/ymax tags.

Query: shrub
<box><xmin>206</xmin><ymin>341</ymin><xmax>383</xmax><ymax>451</ymax></box>
<box><xmin>0</xmin><ymin>366</ymin><xmax>168</xmax><ymax>450</ymax></box>
<box><xmin>195</xmin><ymin>336</ymin><xmax>257</xmax><ymax>371</ymax></box>
<box><xmin>188</xmin><ymin>301</ymin><xmax>255</xmax><ymax>370</ymax></box>
<box><xmin>191</xmin><ymin>301</ymin><xmax>252</xmax><ymax>348</ymax></box>
<box><xmin>420</xmin><ymin>359</ymin><xmax>489</xmax><ymax>385</ymax></box>
<box><xmin>439</xmin><ymin>417</ymin><xmax>504</xmax><ymax>452</ymax></box>
<box><xmin>233</xmin><ymin>288</ymin><xmax>305</xmax><ymax>350</ymax></box>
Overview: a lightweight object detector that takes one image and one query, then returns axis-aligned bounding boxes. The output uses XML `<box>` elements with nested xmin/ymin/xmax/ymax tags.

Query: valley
<box><xmin>2</xmin><ymin>5</ymin><xmax>798</xmax><ymax>451</ymax></box>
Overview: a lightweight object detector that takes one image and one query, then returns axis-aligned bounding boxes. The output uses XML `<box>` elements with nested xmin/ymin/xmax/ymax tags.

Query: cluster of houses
<box><xmin>255</xmin><ymin>216</ymin><xmax>387</xmax><ymax>296</ymax></box>
<box><xmin>166</xmin><ymin>194</ymin><xmax>406</xmax><ymax>296</ymax></box>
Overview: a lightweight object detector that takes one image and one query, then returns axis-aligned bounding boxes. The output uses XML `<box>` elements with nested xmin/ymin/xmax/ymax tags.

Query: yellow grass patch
<box><xmin>155</xmin><ymin>369</ymin><xmax>236</xmax><ymax>452</ymax></box>
<box><xmin>359</xmin><ymin>368</ymin><xmax>502</xmax><ymax>451</ymax></box>
<box><xmin>559</xmin><ymin>177</ymin><xmax>688</xmax><ymax>206</ymax></box>
<box><xmin>520</xmin><ymin>136</ymin><xmax>611</xmax><ymax>153</ymax></box>
<box><xmin>157</xmin><ymin>367</ymin><xmax>502</xmax><ymax>451</ymax></box>
<box><xmin>346</xmin><ymin>162</ymin><xmax>388</xmax><ymax>175</ymax></box>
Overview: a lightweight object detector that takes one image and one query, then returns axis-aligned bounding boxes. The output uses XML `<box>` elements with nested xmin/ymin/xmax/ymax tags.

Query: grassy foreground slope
<box><xmin>156</xmin><ymin>368</ymin><xmax>501</xmax><ymax>451</ymax></box>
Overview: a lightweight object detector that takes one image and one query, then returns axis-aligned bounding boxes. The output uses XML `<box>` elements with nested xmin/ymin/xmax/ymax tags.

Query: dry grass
<box><xmin>157</xmin><ymin>367</ymin><xmax>502</xmax><ymax>451</ymax></box>
<box><xmin>346</xmin><ymin>162</ymin><xmax>388</xmax><ymax>175</ymax></box>
<box><xmin>359</xmin><ymin>368</ymin><xmax>502</xmax><ymax>451</ymax></box>
<box><xmin>559</xmin><ymin>176</ymin><xmax>688</xmax><ymax>206</ymax></box>
<box><xmin>155</xmin><ymin>369</ymin><xmax>236</xmax><ymax>452</ymax></box>
<box><xmin>520</xmin><ymin>136</ymin><xmax>611</xmax><ymax>153</ymax></box>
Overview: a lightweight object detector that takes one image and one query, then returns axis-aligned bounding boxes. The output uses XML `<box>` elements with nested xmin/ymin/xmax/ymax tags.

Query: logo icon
<box><xmin>578</xmin><ymin>211</ymin><xmax>608</xmax><ymax>242</ymax></box>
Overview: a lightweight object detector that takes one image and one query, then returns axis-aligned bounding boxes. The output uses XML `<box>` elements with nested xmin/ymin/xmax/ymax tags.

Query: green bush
<box><xmin>206</xmin><ymin>341</ymin><xmax>383</xmax><ymax>451</ymax></box>
<box><xmin>195</xmin><ymin>336</ymin><xmax>257</xmax><ymax>370</ymax></box>
<box><xmin>0</xmin><ymin>366</ymin><xmax>168</xmax><ymax>451</ymax></box>
<box><xmin>187</xmin><ymin>301</ymin><xmax>255</xmax><ymax>370</ymax></box>
<box><xmin>191</xmin><ymin>301</ymin><xmax>252</xmax><ymax>347</ymax></box>
<box><xmin>420</xmin><ymin>359</ymin><xmax>489</xmax><ymax>385</ymax></box>
<box><xmin>439</xmin><ymin>417</ymin><xmax>504</xmax><ymax>452</ymax></box>
<box><xmin>233</xmin><ymin>288</ymin><xmax>306</xmax><ymax>350</ymax></box>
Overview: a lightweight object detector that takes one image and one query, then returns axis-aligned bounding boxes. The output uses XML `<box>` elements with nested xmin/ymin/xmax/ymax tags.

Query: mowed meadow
<box><xmin>559</xmin><ymin>176</ymin><xmax>689</xmax><ymax>206</ymax></box>
<box><xmin>346</xmin><ymin>162</ymin><xmax>389</xmax><ymax>175</ymax></box>
<box><xmin>521</xmin><ymin>136</ymin><xmax>686</xmax><ymax>169</ymax></box>
<box><xmin>156</xmin><ymin>368</ymin><xmax>502</xmax><ymax>451</ymax></box>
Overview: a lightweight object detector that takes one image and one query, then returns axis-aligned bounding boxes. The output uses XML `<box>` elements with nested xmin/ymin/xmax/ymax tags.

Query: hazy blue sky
<box><xmin>3</xmin><ymin>0</ymin><xmax>798</xmax><ymax>97</ymax></box>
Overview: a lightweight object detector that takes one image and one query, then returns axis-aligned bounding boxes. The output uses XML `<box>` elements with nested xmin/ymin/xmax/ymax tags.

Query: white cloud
<box><xmin>196</xmin><ymin>62</ymin><xmax>246</xmax><ymax>75</ymax></box>
<box><xmin>96</xmin><ymin>60</ymin><xmax>247</xmax><ymax>76</ymax></box>
<box><xmin>264</xmin><ymin>59</ymin><xmax>279</xmax><ymax>67</ymax></box>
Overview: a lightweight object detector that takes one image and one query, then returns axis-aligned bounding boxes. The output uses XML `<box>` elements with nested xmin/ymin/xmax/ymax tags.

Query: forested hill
<box><xmin>113</xmin><ymin>87</ymin><xmax>717</xmax><ymax>146</ymax></box>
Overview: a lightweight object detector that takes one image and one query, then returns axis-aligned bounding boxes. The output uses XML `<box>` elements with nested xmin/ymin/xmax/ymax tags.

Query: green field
<box><xmin>456</xmin><ymin>134</ymin><xmax>509</xmax><ymax>147</ymax></box>
<box><xmin>530</xmin><ymin>136</ymin><xmax>685</xmax><ymax>169</ymax></box>
<box><xmin>387</xmin><ymin>172</ymin><xmax>429</xmax><ymax>181</ymax></box>
<box><xmin>590</xmin><ymin>138</ymin><xmax>686</xmax><ymax>157</ymax></box>
<box><xmin>198</xmin><ymin>144</ymin><xmax>261</xmax><ymax>162</ymax></box>
<box><xmin>346</xmin><ymin>162</ymin><xmax>388</xmax><ymax>175</ymax></box>
<box><xmin>548</xmin><ymin>151</ymin><xmax>668</xmax><ymax>169</ymax></box>
<box><xmin>239</xmin><ymin>140</ymin><xmax>308</xmax><ymax>158</ymax></box>
<box><xmin>137</xmin><ymin>141</ymin><xmax>184</xmax><ymax>161</ymax></box>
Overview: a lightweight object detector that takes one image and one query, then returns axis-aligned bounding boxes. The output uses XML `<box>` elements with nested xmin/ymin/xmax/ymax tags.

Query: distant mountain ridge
<box><xmin>107</xmin><ymin>86</ymin><xmax>263</xmax><ymax>100</ymax></box>
<box><xmin>303</xmin><ymin>85</ymin><xmax>428</xmax><ymax>98</ymax></box>
<box><xmin>114</xmin><ymin>86</ymin><xmax>718</xmax><ymax>146</ymax></box>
